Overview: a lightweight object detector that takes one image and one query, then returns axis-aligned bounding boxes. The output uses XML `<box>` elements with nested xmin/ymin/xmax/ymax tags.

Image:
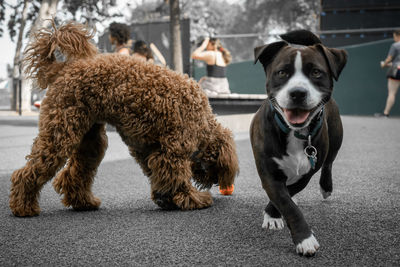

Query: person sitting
<box><xmin>133</xmin><ymin>40</ymin><xmax>167</xmax><ymax>66</ymax></box>
<box><xmin>191</xmin><ymin>37</ymin><xmax>232</xmax><ymax>96</ymax></box>
<box><xmin>108</xmin><ymin>22</ymin><xmax>131</xmax><ymax>56</ymax></box>
<box><xmin>132</xmin><ymin>40</ymin><xmax>153</xmax><ymax>61</ymax></box>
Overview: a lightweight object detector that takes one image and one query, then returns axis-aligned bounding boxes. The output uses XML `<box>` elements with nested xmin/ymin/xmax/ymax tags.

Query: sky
<box><xmin>0</xmin><ymin>3</ymin><xmax>16</xmax><ymax>80</ymax></box>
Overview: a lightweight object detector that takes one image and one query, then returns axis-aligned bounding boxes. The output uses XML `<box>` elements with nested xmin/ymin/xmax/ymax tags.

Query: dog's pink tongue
<box><xmin>283</xmin><ymin>108</ymin><xmax>310</xmax><ymax>125</ymax></box>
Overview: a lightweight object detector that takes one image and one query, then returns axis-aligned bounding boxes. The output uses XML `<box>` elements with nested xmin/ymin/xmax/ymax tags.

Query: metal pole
<box><xmin>12</xmin><ymin>78</ymin><xmax>17</xmax><ymax>111</ymax></box>
<box><xmin>212</xmin><ymin>33</ymin><xmax>260</xmax><ymax>39</ymax></box>
<box><xmin>18</xmin><ymin>76</ymin><xmax>22</xmax><ymax>116</ymax></box>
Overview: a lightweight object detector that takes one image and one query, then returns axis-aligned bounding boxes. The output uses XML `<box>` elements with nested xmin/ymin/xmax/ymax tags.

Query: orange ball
<box><xmin>219</xmin><ymin>184</ymin><xmax>234</xmax><ymax>195</ymax></box>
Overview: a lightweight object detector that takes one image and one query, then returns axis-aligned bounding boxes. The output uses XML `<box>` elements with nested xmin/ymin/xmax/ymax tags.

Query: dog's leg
<box><xmin>53</xmin><ymin>123</ymin><xmax>107</xmax><ymax>211</ymax></box>
<box><xmin>147</xmin><ymin>152</ymin><xmax>213</xmax><ymax>210</ymax></box>
<box><xmin>263</xmin><ymin>202</ymin><xmax>284</xmax><ymax>230</ymax></box>
<box><xmin>261</xmin><ymin>177</ymin><xmax>319</xmax><ymax>256</ymax></box>
<box><xmin>319</xmin><ymin>146</ymin><xmax>341</xmax><ymax>199</ymax></box>
<box><xmin>128</xmin><ymin>145</ymin><xmax>157</xmax><ymax>178</ymax></box>
<box><xmin>262</xmin><ymin>176</ymin><xmax>312</xmax><ymax>231</ymax></box>
<box><xmin>320</xmin><ymin>102</ymin><xmax>343</xmax><ymax>199</ymax></box>
<box><xmin>9</xmin><ymin>137</ymin><xmax>67</xmax><ymax>217</ymax></box>
<box><xmin>9</xmin><ymin>105</ymin><xmax>94</xmax><ymax>216</ymax></box>
<box><xmin>171</xmin><ymin>182</ymin><xmax>213</xmax><ymax>210</ymax></box>
<box><xmin>319</xmin><ymin>164</ymin><xmax>333</xmax><ymax>199</ymax></box>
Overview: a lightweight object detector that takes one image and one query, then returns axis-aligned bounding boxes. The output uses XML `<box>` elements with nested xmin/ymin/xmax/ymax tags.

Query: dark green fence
<box><xmin>193</xmin><ymin>38</ymin><xmax>400</xmax><ymax>115</ymax></box>
<box><xmin>333</xmin><ymin>39</ymin><xmax>399</xmax><ymax>115</ymax></box>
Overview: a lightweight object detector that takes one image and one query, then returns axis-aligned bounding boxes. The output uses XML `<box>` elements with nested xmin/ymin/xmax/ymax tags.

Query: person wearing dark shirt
<box><xmin>191</xmin><ymin>37</ymin><xmax>232</xmax><ymax>97</ymax></box>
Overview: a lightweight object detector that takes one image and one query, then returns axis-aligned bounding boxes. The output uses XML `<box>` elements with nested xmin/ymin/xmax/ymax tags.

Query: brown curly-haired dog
<box><xmin>9</xmin><ymin>21</ymin><xmax>239</xmax><ymax>217</ymax></box>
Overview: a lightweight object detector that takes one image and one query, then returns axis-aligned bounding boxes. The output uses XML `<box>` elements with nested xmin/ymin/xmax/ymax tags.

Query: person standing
<box><xmin>108</xmin><ymin>22</ymin><xmax>131</xmax><ymax>56</ymax></box>
<box><xmin>191</xmin><ymin>37</ymin><xmax>232</xmax><ymax>96</ymax></box>
<box><xmin>378</xmin><ymin>29</ymin><xmax>400</xmax><ymax>117</ymax></box>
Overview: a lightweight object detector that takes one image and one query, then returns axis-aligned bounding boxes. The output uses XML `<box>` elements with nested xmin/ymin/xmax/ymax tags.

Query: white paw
<box><xmin>296</xmin><ymin>234</ymin><xmax>320</xmax><ymax>256</ymax></box>
<box><xmin>262</xmin><ymin>211</ymin><xmax>284</xmax><ymax>230</ymax></box>
<box><xmin>320</xmin><ymin>186</ymin><xmax>331</xmax><ymax>199</ymax></box>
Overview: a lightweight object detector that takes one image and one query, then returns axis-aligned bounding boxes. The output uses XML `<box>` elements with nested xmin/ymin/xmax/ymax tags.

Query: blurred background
<box><xmin>0</xmin><ymin>0</ymin><xmax>399</xmax><ymax>115</ymax></box>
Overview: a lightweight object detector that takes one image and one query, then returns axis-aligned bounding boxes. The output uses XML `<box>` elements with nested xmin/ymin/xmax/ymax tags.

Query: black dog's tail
<box><xmin>280</xmin><ymin>29</ymin><xmax>322</xmax><ymax>46</ymax></box>
<box><xmin>23</xmin><ymin>20</ymin><xmax>98</xmax><ymax>90</ymax></box>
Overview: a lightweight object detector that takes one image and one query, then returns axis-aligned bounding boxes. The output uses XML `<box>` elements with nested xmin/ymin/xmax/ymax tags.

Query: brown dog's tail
<box><xmin>23</xmin><ymin>20</ymin><xmax>98</xmax><ymax>89</ymax></box>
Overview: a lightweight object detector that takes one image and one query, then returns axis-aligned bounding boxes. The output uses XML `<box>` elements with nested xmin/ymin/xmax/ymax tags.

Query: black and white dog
<box><xmin>250</xmin><ymin>30</ymin><xmax>347</xmax><ymax>256</ymax></box>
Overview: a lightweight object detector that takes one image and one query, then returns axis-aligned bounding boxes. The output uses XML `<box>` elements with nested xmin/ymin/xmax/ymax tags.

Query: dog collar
<box><xmin>269</xmin><ymin>101</ymin><xmax>324</xmax><ymax>140</ymax></box>
<box><xmin>270</xmin><ymin>101</ymin><xmax>324</xmax><ymax>169</ymax></box>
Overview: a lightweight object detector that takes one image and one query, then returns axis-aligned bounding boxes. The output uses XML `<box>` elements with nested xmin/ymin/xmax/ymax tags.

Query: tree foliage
<box><xmin>0</xmin><ymin>0</ymin><xmax>321</xmax><ymax>60</ymax></box>
<box><xmin>1</xmin><ymin>0</ymin><xmax>40</xmax><ymax>40</ymax></box>
<box><xmin>181</xmin><ymin>0</ymin><xmax>242</xmax><ymax>42</ymax></box>
<box><xmin>239</xmin><ymin>0</ymin><xmax>320</xmax><ymax>39</ymax></box>
<box><xmin>129</xmin><ymin>1</ymin><xmax>164</xmax><ymax>22</ymax></box>
<box><xmin>0</xmin><ymin>0</ymin><xmax>5</xmax><ymax>36</ymax></box>
<box><xmin>0</xmin><ymin>0</ymin><xmax>121</xmax><ymax>41</ymax></box>
<box><xmin>61</xmin><ymin>0</ymin><xmax>121</xmax><ymax>26</ymax></box>
<box><xmin>127</xmin><ymin>0</ymin><xmax>242</xmax><ymax>42</ymax></box>
<box><xmin>127</xmin><ymin>0</ymin><xmax>320</xmax><ymax>61</ymax></box>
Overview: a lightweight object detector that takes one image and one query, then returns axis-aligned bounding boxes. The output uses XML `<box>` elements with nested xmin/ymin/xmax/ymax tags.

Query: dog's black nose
<box><xmin>289</xmin><ymin>87</ymin><xmax>308</xmax><ymax>102</ymax></box>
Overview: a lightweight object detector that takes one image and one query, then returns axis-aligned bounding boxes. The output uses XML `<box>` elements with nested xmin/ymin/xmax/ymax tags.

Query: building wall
<box><xmin>320</xmin><ymin>0</ymin><xmax>400</xmax><ymax>47</ymax></box>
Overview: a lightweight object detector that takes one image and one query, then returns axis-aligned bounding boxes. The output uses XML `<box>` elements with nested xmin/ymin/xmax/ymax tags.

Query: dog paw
<box><xmin>9</xmin><ymin>197</ymin><xmax>41</xmax><ymax>217</ymax></box>
<box><xmin>296</xmin><ymin>234</ymin><xmax>320</xmax><ymax>256</ymax></box>
<box><xmin>11</xmin><ymin>207</ymin><xmax>40</xmax><ymax>217</ymax></box>
<box><xmin>320</xmin><ymin>186</ymin><xmax>332</xmax><ymax>199</ymax></box>
<box><xmin>152</xmin><ymin>192</ymin><xmax>179</xmax><ymax>210</ymax></box>
<box><xmin>262</xmin><ymin>211</ymin><xmax>284</xmax><ymax>230</ymax></box>
<box><xmin>71</xmin><ymin>196</ymin><xmax>101</xmax><ymax>211</ymax></box>
<box><xmin>173</xmin><ymin>190</ymin><xmax>212</xmax><ymax>210</ymax></box>
<box><xmin>10</xmin><ymin>203</ymin><xmax>40</xmax><ymax>217</ymax></box>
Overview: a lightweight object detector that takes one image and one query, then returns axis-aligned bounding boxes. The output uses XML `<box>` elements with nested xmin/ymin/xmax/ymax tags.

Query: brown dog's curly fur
<box><xmin>9</xmin><ymin>21</ymin><xmax>239</xmax><ymax>216</ymax></box>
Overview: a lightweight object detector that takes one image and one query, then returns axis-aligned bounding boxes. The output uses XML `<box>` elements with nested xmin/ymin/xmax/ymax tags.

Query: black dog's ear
<box><xmin>254</xmin><ymin>41</ymin><xmax>288</xmax><ymax>70</ymax></box>
<box><xmin>317</xmin><ymin>45</ymin><xmax>348</xmax><ymax>81</ymax></box>
<box><xmin>280</xmin><ymin>30</ymin><xmax>322</xmax><ymax>46</ymax></box>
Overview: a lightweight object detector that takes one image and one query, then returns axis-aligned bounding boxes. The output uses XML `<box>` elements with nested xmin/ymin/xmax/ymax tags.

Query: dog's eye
<box><xmin>277</xmin><ymin>70</ymin><xmax>288</xmax><ymax>79</ymax></box>
<box><xmin>311</xmin><ymin>69</ymin><xmax>322</xmax><ymax>78</ymax></box>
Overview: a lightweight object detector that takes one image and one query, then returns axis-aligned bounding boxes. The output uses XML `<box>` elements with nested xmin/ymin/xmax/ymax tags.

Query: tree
<box><xmin>6</xmin><ymin>0</ymin><xmax>59</xmax><ymax>112</ymax></box>
<box><xmin>31</xmin><ymin>0</ymin><xmax>59</xmax><ymax>33</ymax></box>
<box><xmin>0</xmin><ymin>0</ymin><xmax>5</xmax><ymax>37</ymax></box>
<box><xmin>181</xmin><ymin>0</ymin><xmax>242</xmax><ymax>42</ymax></box>
<box><xmin>238</xmin><ymin>0</ymin><xmax>320</xmax><ymax>40</ymax></box>
<box><xmin>169</xmin><ymin>0</ymin><xmax>182</xmax><ymax>73</ymax></box>
<box><xmin>1</xmin><ymin>0</ymin><xmax>120</xmax><ymax>112</ymax></box>
<box><xmin>126</xmin><ymin>0</ymin><xmax>320</xmax><ymax>64</ymax></box>
<box><xmin>11</xmin><ymin>0</ymin><xmax>29</xmax><ymax>112</ymax></box>
<box><xmin>129</xmin><ymin>0</ymin><xmax>166</xmax><ymax>22</ymax></box>
<box><xmin>61</xmin><ymin>0</ymin><xmax>121</xmax><ymax>27</ymax></box>
<box><xmin>20</xmin><ymin>0</ymin><xmax>59</xmax><ymax>112</ymax></box>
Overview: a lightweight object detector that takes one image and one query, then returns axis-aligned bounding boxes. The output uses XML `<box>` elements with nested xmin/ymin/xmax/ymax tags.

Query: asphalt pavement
<box><xmin>0</xmin><ymin>112</ymin><xmax>399</xmax><ymax>266</ymax></box>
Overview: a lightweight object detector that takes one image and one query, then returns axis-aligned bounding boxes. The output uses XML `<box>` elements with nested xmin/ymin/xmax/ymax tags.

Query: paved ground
<box><xmin>0</xmin><ymin>112</ymin><xmax>399</xmax><ymax>266</ymax></box>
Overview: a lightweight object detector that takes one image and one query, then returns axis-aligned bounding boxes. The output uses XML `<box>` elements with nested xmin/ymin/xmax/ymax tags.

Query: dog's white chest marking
<box><xmin>273</xmin><ymin>131</ymin><xmax>311</xmax><ymax>185</ymax></box>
